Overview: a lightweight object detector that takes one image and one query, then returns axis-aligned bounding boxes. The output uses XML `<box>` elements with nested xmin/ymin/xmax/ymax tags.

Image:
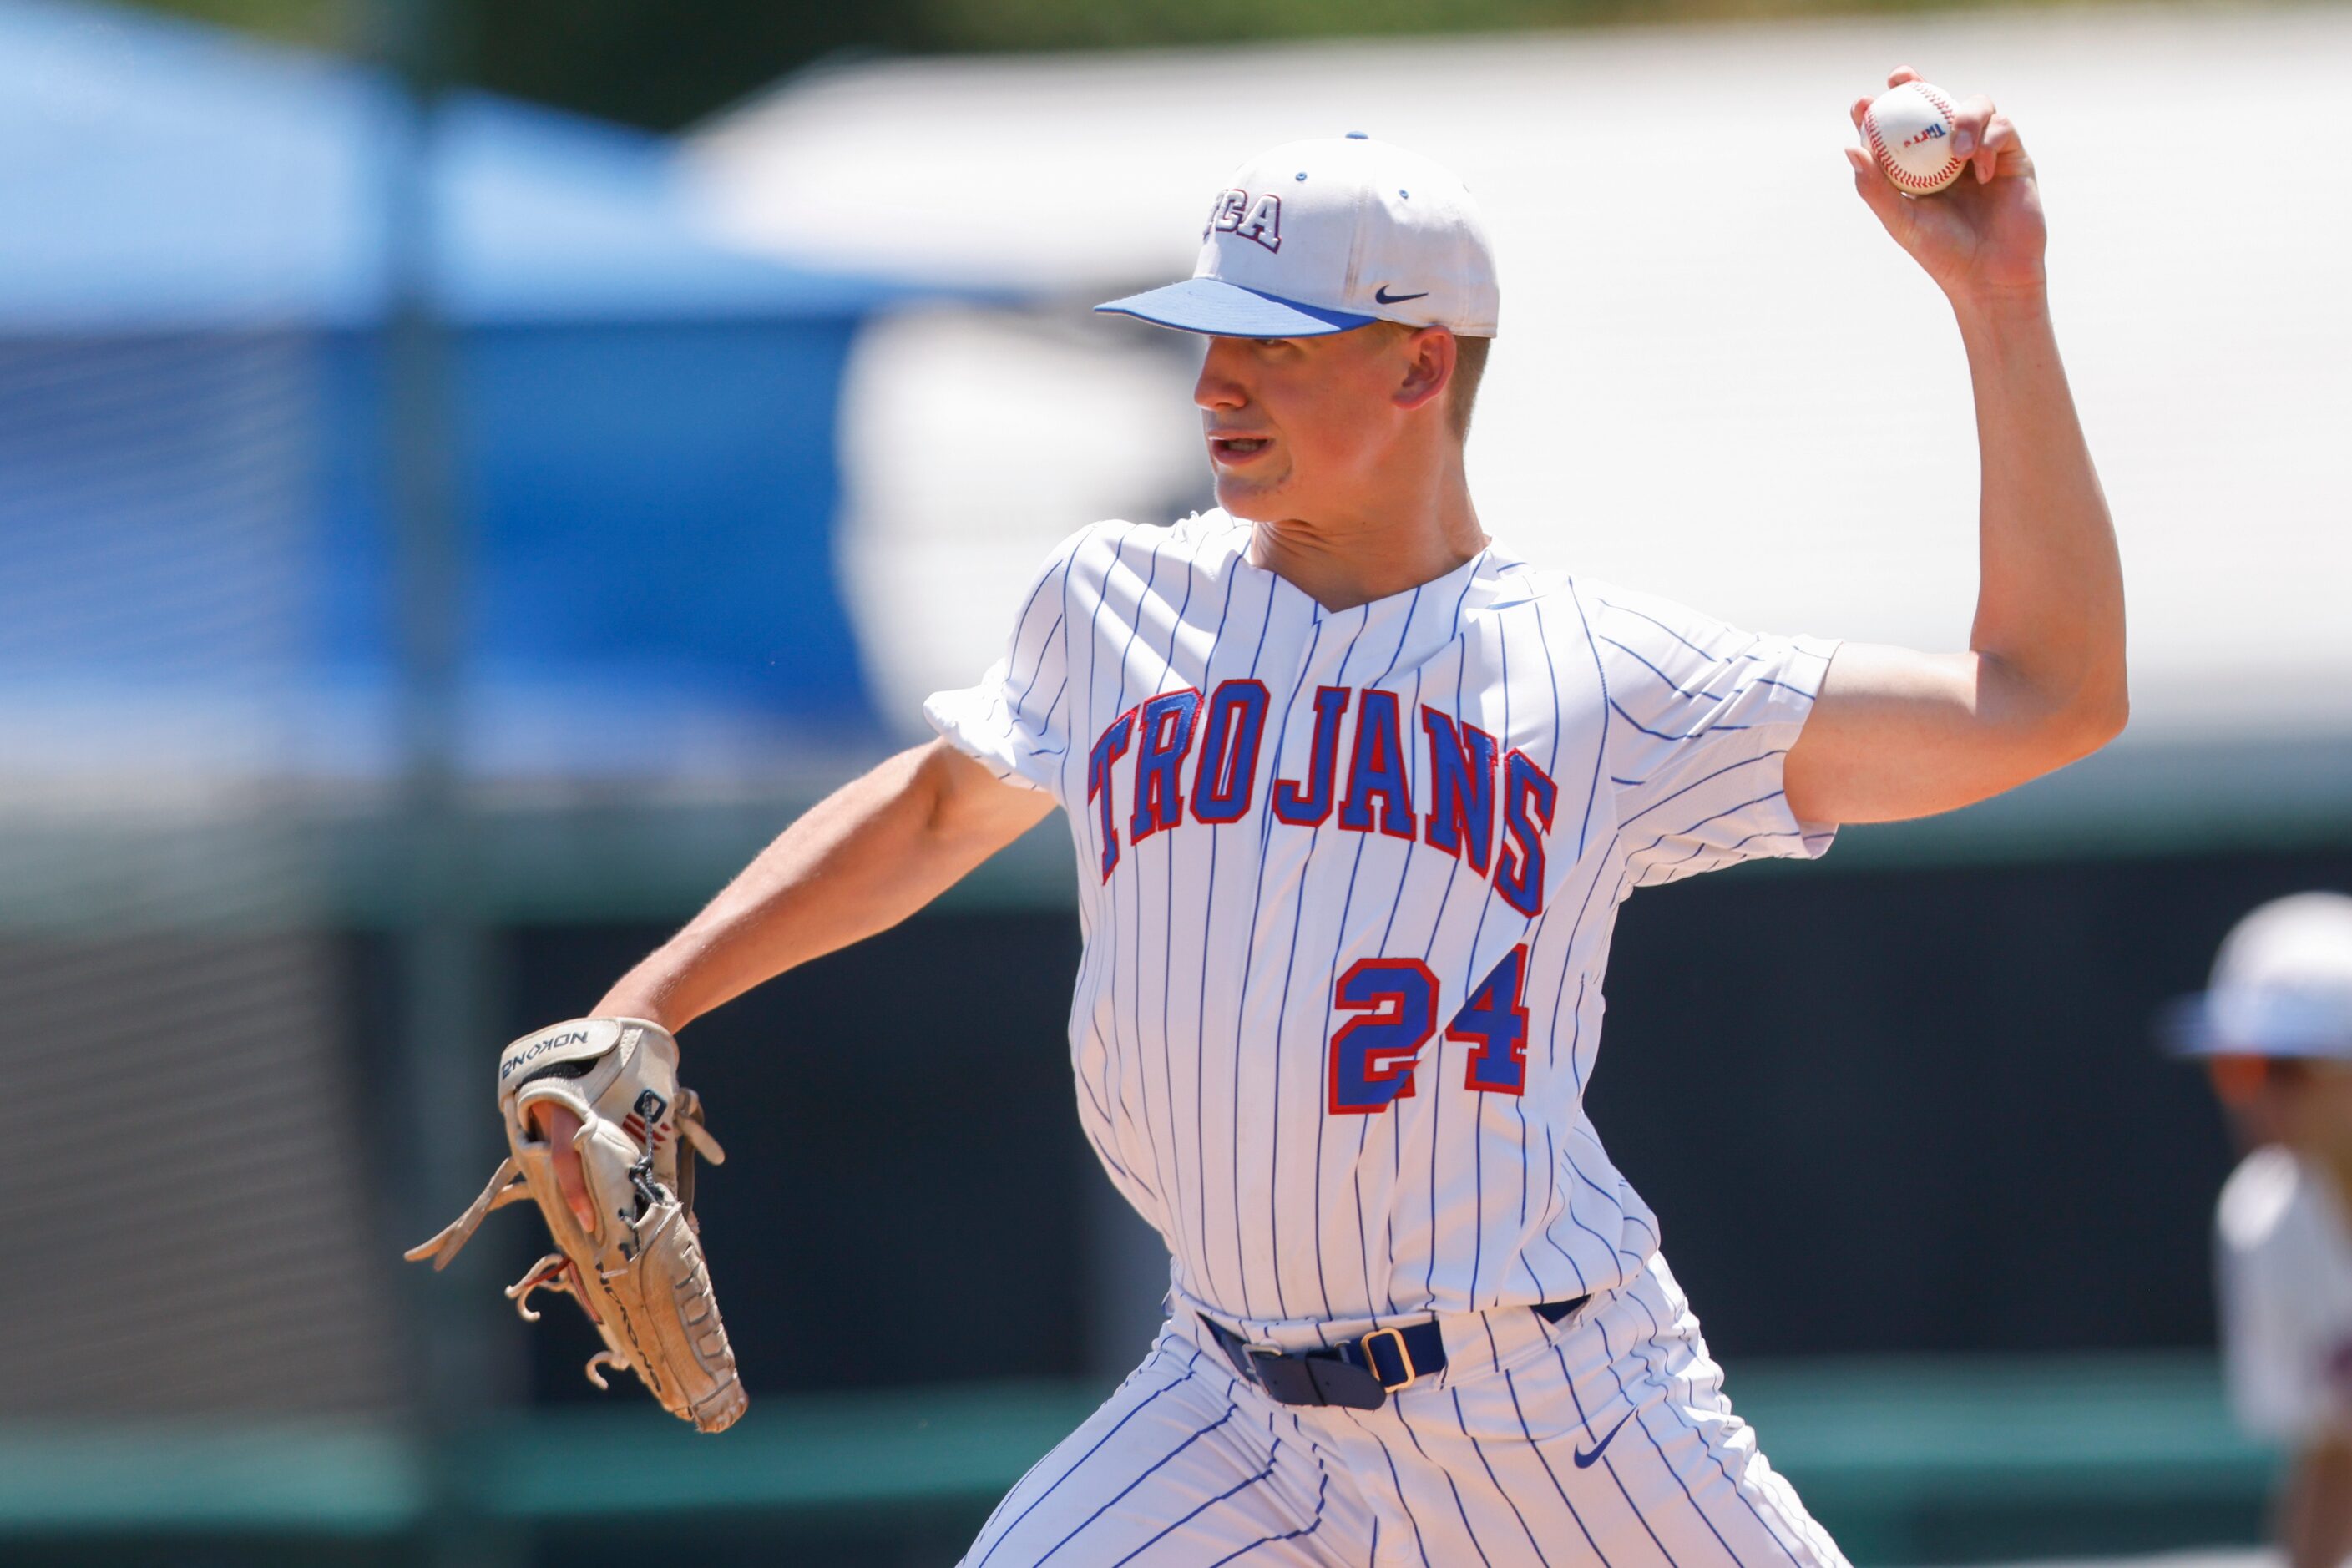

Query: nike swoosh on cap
<box><xmin>1373</xmin><ymin>286</ymin><xmax>1430</xmax><ymax>304</ymax></box>
<box><xmin>1572</xmin><ymin>1408</ymin><xmax>1636</xmax><ymax>1469</ymax></box>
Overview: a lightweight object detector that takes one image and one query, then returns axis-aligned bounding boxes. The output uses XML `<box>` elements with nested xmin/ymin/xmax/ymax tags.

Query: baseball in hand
<box><xmin>1861</xmin><ymin>80</ymin><xmax>1965</xmax><ymax>196</ymax></box>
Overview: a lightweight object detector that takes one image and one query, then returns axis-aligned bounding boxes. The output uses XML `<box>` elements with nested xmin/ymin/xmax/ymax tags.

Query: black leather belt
<box><xmin>1202</xmin><ymin>1296</ymin><xmax>1587</xmax><ymax>1411</ymax></box>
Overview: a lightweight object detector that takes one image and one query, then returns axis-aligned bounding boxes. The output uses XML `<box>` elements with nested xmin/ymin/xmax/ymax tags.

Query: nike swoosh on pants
<box><xmin>1572</xmin><ymin>1407</ymin><xmax>1636</xmax><ymax>1469</ymax></box>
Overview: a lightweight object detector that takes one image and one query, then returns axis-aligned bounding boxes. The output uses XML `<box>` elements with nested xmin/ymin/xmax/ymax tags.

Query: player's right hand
<box><xmin>1844</xmin><ymin>67</ymin><xmax>2046</xmax><ymax>306</ymax></box>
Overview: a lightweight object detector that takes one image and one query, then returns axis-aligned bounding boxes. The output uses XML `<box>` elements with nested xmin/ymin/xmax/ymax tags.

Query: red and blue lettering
<box><xmin>1496</xmin><ymin>750</ymin><xmax>1558</xmax><ymax>917</ymax></box>
<box><xmin>1190</xmin><ymin>679</ymin><xmax>1269</xmax><ymax>824</ymax></box>
<box><xmin>1326</xmin><ymin>945</ymin><xmax>1535</xmax><ymax>1114</ymax></box>
<box><xmin>1420</xmin><ymin>708</ymin><xmax>1498</xmax><ymax>873</ymax></box>
<box><xmin>1129</xmin><ymin>688</ymin><xmax>1201</xmax><ymax>844</ymax></box>
<box><xmin>1327</xmin><ymin>958</ymin><xmax>1439</xmax><ymax>1115</ymax></box>
<box><xmin>1085</xmin><ymin>707</ymin><xmax>1136</xmax><ymax>883</ymax></box>
<box><xmin>1448</xmin><ymin>945</ymin><xmax>1530</xmax><ymax>1094</ymax></box>
<box><xmin>1087</xmin><ymin>685</ymin><xmax>1556</xmax><ymax>913</ymax></box>
<box><xmin>1338</xmin><ymin>689</ymin><xmax>1416</xmax><ymax>840</ymax></box>
<box><xmin>1272</xmin><ymin>686</ymin><xmax>1350</xmax><ymax>827</ymax></box>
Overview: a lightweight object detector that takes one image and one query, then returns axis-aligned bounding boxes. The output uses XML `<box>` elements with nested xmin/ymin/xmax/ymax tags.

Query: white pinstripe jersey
<box><xmin>927</xmin><ymin>510</ymin><xmax>1837</xmax><ymax>1340</ymax></box>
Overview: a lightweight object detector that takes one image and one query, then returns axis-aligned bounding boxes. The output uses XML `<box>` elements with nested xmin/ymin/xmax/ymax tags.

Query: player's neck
<box><xmin>1245</xmin><ymin>462</ymin><xmax>1484</xmax><ymax>615</ymax></box>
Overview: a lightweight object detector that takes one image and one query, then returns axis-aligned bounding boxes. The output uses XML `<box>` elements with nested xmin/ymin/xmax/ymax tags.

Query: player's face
<box><xmin>2210</xmin><ymin>1055</ymin><xmax>2352</xmax><ymax>1155</ymax></box>
<box><xmin>1192</xmin><ymin>326</ymin><xmax>1425</xmax><ymax>522</ymax></box>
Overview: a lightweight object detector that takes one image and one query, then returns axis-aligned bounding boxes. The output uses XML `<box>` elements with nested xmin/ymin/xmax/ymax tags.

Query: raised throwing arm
<box><xmin>1783</xmin><ymin>69</ymin><xmax>2127</xmax><ymax>827</ymax></box>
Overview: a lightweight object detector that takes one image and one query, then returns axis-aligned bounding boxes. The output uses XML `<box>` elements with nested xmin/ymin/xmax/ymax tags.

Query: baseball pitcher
<box><xmin>421</xmin><ymin>69</ymin><xmax>2126</xmax><ymax>1565</ymax></box>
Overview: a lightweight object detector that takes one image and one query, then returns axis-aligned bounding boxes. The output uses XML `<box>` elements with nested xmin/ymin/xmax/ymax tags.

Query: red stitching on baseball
<box><xmin>1867</xmin><ymin>82</ymin><xmax>1963</xmax><ymax>192</ymax></box>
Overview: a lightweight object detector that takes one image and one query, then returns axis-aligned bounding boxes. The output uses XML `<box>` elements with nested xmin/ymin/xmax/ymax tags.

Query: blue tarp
<box><xmin>0</xmin><ymin>0</ymin><xmax>907</xmax><ymax>329</ymax></box>
<box><xmin>0</xmin><ymin>0</ymin><xmax>918</xmax><ymax>773</ymax></box>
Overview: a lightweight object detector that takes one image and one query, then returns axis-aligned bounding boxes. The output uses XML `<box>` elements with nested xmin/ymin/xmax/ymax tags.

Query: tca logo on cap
<box><xmin>1204</xmin><ymin>188</ymin><xmax>1282</xmax><ymax>253</ymax></box>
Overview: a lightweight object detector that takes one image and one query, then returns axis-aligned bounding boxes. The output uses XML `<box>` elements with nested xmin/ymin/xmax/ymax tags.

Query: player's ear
<box><xmin>1392</xmin><ymin>326</ymin><xmax>1456</xmax><ymax>417</ymax></box>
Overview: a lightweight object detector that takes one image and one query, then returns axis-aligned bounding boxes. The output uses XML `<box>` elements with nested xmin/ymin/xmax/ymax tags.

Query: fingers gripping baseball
<box><xmin>1945</xmin><ymin>95</ymin><xmax>2024</xmax><ymax>188</ymax></box>
<box><xmin>1847</xmin><ymin>68</ymin><xmax>2046</xmax><ymax>302</ymax></box>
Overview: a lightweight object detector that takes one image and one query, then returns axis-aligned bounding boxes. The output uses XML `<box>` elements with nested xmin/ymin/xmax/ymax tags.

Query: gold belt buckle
<box><xmin>1359</xmin><ymin>1326</ymin><xmax>1418</xmax><ymax>1392</ymax></box>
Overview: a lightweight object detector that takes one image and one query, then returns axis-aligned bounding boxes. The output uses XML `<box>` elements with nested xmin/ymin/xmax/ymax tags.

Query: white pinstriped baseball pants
<box><xmin>959</xmin><ymin>1252</ymin><xmax>1848</xmax><ymax>1568</ymax></box>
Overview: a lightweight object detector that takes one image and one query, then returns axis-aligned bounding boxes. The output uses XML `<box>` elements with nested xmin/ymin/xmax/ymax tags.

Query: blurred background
<box><xmin>2</xmin><ymin>0</ymin><xmax>2347</xmax><ymax>1563</ymax></box>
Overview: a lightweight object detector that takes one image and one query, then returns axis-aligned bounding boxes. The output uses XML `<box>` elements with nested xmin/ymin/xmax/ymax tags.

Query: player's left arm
<box><xmin>1783</xmin><ymin>68</ymin><xmax>2127</xmax><ymax>827</ymax></box>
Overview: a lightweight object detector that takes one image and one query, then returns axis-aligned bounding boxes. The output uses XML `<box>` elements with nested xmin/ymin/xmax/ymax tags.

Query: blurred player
<box><xmin>2170</xmin><ymin>893</ymin><xmax>2352</xmax><ymax>1568</ymax></box>
<box><xmin>523</xmin><ymin>68</ymin><xmax>2125</xmax><ymax>1565</ymax></box>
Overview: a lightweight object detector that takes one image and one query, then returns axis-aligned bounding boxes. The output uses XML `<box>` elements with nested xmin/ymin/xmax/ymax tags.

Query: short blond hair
<box><xmin>1450</xmin><ymin>335</ymin><xmax>1492</xmax><ymax>440</ymax></box>
<box><xmin>1368</xmin><ymin>321</ymin><xmax>1491</xmax><ymax>441</ymax></box>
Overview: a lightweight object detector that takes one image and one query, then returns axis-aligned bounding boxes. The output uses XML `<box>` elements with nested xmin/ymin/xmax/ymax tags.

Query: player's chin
<box><xmin>1209</xmin><ymin>466</ymin><xmax>1291</xmax><ymax>520</ymax></box>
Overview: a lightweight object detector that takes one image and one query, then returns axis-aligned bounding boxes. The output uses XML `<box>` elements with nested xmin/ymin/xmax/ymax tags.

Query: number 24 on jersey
<box><xmin>1328</xmin><ymin>945</ymin><xmax>1530</xmax><ymax>1115</ymax></box>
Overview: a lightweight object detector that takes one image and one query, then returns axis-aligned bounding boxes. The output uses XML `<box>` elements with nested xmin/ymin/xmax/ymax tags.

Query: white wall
<box><xmin>694</xmin><ymin>7</ymin><xmax>2352</xmax><ymax>776</ymax></box>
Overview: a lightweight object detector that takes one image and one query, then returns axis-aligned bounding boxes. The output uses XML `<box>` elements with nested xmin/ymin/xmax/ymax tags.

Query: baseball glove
<box><xmin>405</xmin><ymin>1017</ymin><xmax>748</xmax><ymax>1433</ymax></box>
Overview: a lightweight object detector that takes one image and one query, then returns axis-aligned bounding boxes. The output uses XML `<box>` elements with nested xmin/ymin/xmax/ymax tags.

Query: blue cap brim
<box><xmin>2157</xmin><ymin>993</ymin><xmax>2352</xmax><ymax>1060</ymax></box>
<box><xmin>1094</xmin><ymin>277</ymin><xmax>1378</xmax><ymax>337</ymax></box>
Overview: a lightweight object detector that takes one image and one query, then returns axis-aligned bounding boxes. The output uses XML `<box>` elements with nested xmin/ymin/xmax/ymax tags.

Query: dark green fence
<box><xmin>0</xmin><ymin>1353</ymin><xmax>2274</xmax><ymax>1566</ymax></box>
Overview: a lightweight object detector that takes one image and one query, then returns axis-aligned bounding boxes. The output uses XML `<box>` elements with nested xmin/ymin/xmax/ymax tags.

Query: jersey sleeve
<box><xmin>922</xmin><ymin>528</ymin><xmax>1087</xmax><ymax>795</ymax></box>
<box><xmin>1578</xmin><ymin>583</ymin><xmax>1840</xmax><ymax>888</ymax></box>
<box><xmin>2216</xmin><ymin>1149</ymin><xmax>2329</xmax><ymax>1443</ymax></box>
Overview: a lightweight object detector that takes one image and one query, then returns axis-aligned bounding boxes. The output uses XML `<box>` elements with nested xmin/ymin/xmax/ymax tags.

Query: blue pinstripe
<box><xmin>1034</xmin><ymin>1404</ymin><xmax>1245</xmax><ymax>1565</ymax></box>
<box><xmin>1459</xmin><ymin>608</ymin><xmax>1531</xmax><ymax>1304</ymax></box>
<box><xmin>1100</xmin><ymin>1438</ymin><xmax>1279</xmax><ymax>1566</ymax></box>
<box><xmin>1398</xmin><ymin>1411</ymin><xmax>1501</xmax><ymax>1568</ymax></box>
<box><xmin>1590</xmin><ymin>595</ymin><xmax>1755</xmax><ymax>662</ymax></box>
<box><xmin>1059</xmin><ymin>527</ymin><xmax>1161</xmax><ymax>1212</ymax></box>
<box><xmin>1527</xmin><ymin>595</ymin><xmax>1581</xmax><ymax>1237</ymax></box>
<box><xmin>1302</xmin><ymin>584</ymin><xmax>1426</xmax><ymax>1328</ymax></box>
<box><xmin>1009</xmin><ymin>611</ymin><xmax>1065</xmax><ymax>711</ymax></box>
<box><xmin>1454</xmin><ymin>1388</ymin><xmax>1556</xmax><ymax>1568</ymax></box>
<box><xmin>1621</xmin><ymin>1328</ymin><xmax>1806</xmax><ymax>1568</ymax></box>
<box><xmin>1161</xmin><ymin>553</ymin><xmax>1246</xmax><ymax>1293</ymax></box>
<box><xmin>1361</xmin><ymin>664</ymin><xmax>1428</xmax><ymax>1324</ymax></box>
<box><xmin>1607</xmin><ymin>697</ymin><xmax>1764</xmax><ymax>742</ymax></box>
<box><xmin>1229</xmin><ymin>605</ymin><xmax>1333</xmax><ymax>1317</ymax></box>
<box><xmin>1195</xmin><ymin>572</ymin><xmax>1279</xmax><ymax>1309</ymax></box>
<box><xmin>1501</xmin><ymin>589</ymin><xmax>1608</xmax><ymax>1303</ymax></box>
<box><xmin>1555</xmin><ymin>587</ymin><xmax>1611</xmax><ymax>862</ymax></box>
<box><xmin>1533</xmin><ymin>835</ymin><xmax>1644</xmax><ymax>1275</ymax></box>
<box><xmin>1347</xmin><ymin>1412</ymin><xmax>1436</xmax><ymax>1568</ymax></box>
<box><xmin>972</xmin><ymin>1339</ymin><xmax>1210</xmax><ymax>1568</ymax></box>
<box><xmin>1614</xmin><ymin>1273</ymin><xmax>1822</xmax><ymax>1563</ymax></box>
<box><xmin>1555</xmin><ymin>1339</ymin><xmax>1689</xmax><ymax>1568</ymax></box>
<box><xmin>1263</xmin><ymin>614</ymin><xmax>1373</xmax><ymax>1323</ymax></box>
<box><xmin>996</xmin><ymin>545</ymin><xmax>1073</xmax><ymax>761</ymax></box>
<box><xmin>1625</xmin><ymin>812</ymin><xmax>1804</xmax><ymax>888</ymax></box>
<box><xmin>1202</xmin><ymin>1466</ymin><xmax>1331</xmax><ymax>1567</ymax></box>
<box><xmin>1584</xmin><ymin>1298</ymin><xmax>1767</xmax><ymax>1568</ymax></box>
<box><xmin>1412</xmin><ymin>560</ymin><xmax>1490</xmax><ymax>1306</ymax></box>
<box><xmin>1104</xmin><ymin>529</ymin><xmax>1174</xmax><ymax>1230</ymax></box>
<box><xmin>1130</xmin><ymin>531</ymin><xmax>1203</xmax><ymax>1267</ymax></box>
<box><xmin>1043</xmin><ymin>533</ymin><xmax>1081</xmax><ymax>784</ymax></box>
<box><xmin>1616</xmin><ymin>752</ymin><xmax>1784</xmax><ymax>828</ymax></box>
<box><xmin>1504</xmin><ymin>1362</ymin><xmax>1619</xmax><ymax>1567</ymax></box>
<box><xmin>1596</xmin><ymin>633</ymin><xmax>1818</xmax><ymax>707</ymax></box>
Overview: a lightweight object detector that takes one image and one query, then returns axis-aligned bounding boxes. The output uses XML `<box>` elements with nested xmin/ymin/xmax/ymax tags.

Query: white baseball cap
<box><xmin>1095</xmin><ymin>133</ymin><xmax>1500</xmax><ymax>339</ymax></box>
<box><xmin>2163</xmin><ymin>892</ymin><xmax>2352</xmax><ymax>1059</ymax></box>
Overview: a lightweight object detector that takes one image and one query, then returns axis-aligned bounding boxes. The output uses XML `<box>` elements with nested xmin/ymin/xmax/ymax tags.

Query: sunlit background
<box><xmin>2</xmin><ymin>0</ymin><xmax>2348</xmax><ymax>1562</ymax></box>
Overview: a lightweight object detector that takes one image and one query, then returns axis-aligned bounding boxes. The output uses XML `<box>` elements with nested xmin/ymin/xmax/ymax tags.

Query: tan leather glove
<box><xmin>407</xmin><ymin>1018</ymin><xmax>747</xmax><ymax>1434</ymax></box>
